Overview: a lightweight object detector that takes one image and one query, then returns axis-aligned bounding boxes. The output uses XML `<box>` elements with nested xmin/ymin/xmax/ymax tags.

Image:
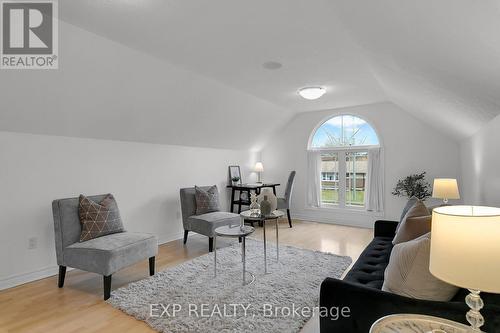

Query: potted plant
<box><xmin>231</xmin><ymin>176</ymin><xmax>240</xmax><ymax>186</ymax></box>
<box><xmin>392</xmin><ymin>172</ymin><xmax>432</xmax><ymax>200</ymax></box>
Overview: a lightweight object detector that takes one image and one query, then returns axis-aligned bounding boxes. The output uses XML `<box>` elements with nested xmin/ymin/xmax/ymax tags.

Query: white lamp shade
<box><xmin>254</xmin><ymin>162</ymin><xmax>264</xmax><ymax>172</ymax></box>
<box><xmin>430</xmin><ymin>205</ymin><xmax>500</xmax><ymax>293</ymax></box>
<box><xmin>432</xmin><ymin>178</ymin><xmax>460</xmax><ymax>200</ymax></box>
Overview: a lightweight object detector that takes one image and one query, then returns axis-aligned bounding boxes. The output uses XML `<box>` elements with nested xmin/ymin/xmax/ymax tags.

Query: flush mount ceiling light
<box><xmin>298</xmin><ymin>87</ymin><xmax>326</xmax><ymax>100</ymax></box>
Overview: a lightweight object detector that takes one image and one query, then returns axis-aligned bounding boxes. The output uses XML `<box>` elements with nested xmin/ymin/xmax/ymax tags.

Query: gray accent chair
<box><xmin>180</xmin><ymin>186</ymin><xmax>240</xmax><ymax>252</ymax></box>
<box><xmin>52</xmin><ymin>194</ymin><xmax>158</xmax><ymax>300</ymax></box>
<box><xmin>277</xmin><ymin>171</ymin><xmax>296</xmax><ymax>228</ymax></box>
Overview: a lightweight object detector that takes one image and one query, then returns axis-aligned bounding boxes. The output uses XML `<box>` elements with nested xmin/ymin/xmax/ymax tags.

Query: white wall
<box><xmin>261</xmin><ymin>102</ymin><xmax>461</xmax><ymax>228</ymax></box>
<box><xmin>460</xmin><ymin>114</ymin><xmax>500</xmax><ymax>206</ymax></box>
<box><xmin>0</xmin><ymin>20</ymin><xmax>290</xmax><ymax>151</ymax></box>
<box><xmin>0</xmin><ymin>131</ymin><xmax>258</xmax><ymax>289</ymax></box>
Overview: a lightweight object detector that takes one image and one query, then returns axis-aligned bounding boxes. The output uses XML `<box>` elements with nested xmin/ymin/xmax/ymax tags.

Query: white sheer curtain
<box><xmin>366</xmin><ymin>147</ymin><xmax>384</xmax><ymax>212</ymax></box>
<box><xmin>307</xmin><ymin>151</ymin><xmax>321</xmax><ymax>207</ymax></box>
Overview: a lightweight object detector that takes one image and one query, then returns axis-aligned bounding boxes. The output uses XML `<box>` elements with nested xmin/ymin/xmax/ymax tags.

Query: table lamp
<box><xmin>432</xmin><ymin>178</ymin><xmax>460</xmax><ymax>204</ymax></box>
<box><xmin>430</xmin><ymin>205</ymin><xmax>500</xmax><ymax>331</ymax></box>
<box><xmin>254</xmin><ymin>162</ymin><xmax>264</xmax><ymax>183</ymax></box>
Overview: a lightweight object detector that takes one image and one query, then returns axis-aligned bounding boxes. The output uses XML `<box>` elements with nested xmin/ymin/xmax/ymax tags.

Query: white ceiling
<box><xmin>2</xmin><ymin>1</ymin><xmax>499</xmax><ymax>147</ymax></box>
<box><xmin>59</xmin><ymin>0</ymin><xmax>387</xmax><ymax>112</ymax></box>
<box><xmin>58</xmin><ymin>0</ymin><xmax>500</xmax><ymax>140</ymax></box>
<box><xmin>331</xmin><ymin>0</ymin><xmax>500</xmax><ymax>139</ymax></box>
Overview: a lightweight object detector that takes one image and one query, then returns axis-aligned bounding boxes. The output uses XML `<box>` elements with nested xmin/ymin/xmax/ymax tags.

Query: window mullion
<box><xmin>338</xmin><ymin>151</ymin><xmax>346</xmax><ymax>208</ymax></box>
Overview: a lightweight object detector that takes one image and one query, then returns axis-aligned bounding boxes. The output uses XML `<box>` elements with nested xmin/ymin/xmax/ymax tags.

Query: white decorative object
<box><xmin>431</xmin><ymin>205</ymin><xmax>500</xmax><ymax>331</ymax></box>
<box><xmin>370</xmin><ymin>314</ymin><xmax>470</xmax><ymax>333</ymax></box>
<box><xmin>432</xmin><ymin>179</ymin><xmax>460</xmax><ymax>204</ymax></box>
<box><xmin>249</xmin><ymin>192</ymin><xmax>261</xmax><ymax>217</ymax></box>
<box><xmin>257</xmin><ymin>188</ymin><xmax>277</xmax><ymax>212</ymax></box>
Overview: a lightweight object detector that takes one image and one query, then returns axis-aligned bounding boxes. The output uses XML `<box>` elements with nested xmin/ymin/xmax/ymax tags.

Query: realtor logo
<box><xmin>1</xmin><ymin>0</ymin><xmax>58</xmax><ymax>69</ymax></box>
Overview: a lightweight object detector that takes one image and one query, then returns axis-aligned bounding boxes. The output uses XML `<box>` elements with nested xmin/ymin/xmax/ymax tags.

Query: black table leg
<box><xmin>272</xmin><ymin>186</ymin><xmax>277</xmax><ymax>195</ymax></box>
<box><xmin>230</xmin><ymin>188</ymin><xmax>235</xmax><ymax>213</ymax></box>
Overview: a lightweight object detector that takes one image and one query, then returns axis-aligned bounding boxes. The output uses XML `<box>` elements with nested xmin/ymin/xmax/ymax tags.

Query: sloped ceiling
<box><xmin>1</xmin><ymin>1</ymin><xmax>498</xmax><ymax>148</ymax></box>
<box><xmin>58</xmin><ymin>0</ymin><xmax>387</xmax><ymax>112</ymax></box>
<box><xmin>330</xmin><ymin>0</ymin><xmax>500</xmax><ymax>139</ymax></box>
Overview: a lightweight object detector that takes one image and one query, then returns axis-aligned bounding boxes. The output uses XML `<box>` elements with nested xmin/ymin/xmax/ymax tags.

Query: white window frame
<box><xmin>318</xmin><ymin>147</ymin><xmax>374</xmax><ymax>209</ymax></box>
<box><xmin>307</xmin><ymin>113</ymin><xmax>382</xmax><ymax>212</ymax></box>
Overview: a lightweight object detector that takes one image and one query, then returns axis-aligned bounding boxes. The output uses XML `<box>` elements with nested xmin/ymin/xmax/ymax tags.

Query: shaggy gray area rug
<box><xmin>108</xmin><ymin>239</ymin><xmax>351</xmax><ymax>333</ymax></box>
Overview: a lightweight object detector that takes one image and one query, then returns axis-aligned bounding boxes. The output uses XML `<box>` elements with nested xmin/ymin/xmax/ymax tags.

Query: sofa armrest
<box><xmin>319</xmin><ymin>278</ymin><xmax>500</xmax><ymax>333</ymax></box>
<box><xmin>374</xmin><ymin>220</ymin><xmax>398</xmax><ymax>238</ymax></box>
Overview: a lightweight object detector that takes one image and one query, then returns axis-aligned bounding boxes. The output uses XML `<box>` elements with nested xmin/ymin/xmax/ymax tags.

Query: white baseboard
<box><xmin>0</xmin><ymin>265</ymin><xmax>74</xmax><ymax>291</ymax></box>
<box><xmin>0</xmin><ymin>231</ymin><xmax>186</xmax><ymax>291</ymax></box>
<box><xmin>291</xmin><ymin>212</ymin><xmax>374</xmax><ymax>229</ymax></box>
<box><xmin>157</xmin><ymin>231</ymin><xmax>185</xmax><ymax>245</ymax></box>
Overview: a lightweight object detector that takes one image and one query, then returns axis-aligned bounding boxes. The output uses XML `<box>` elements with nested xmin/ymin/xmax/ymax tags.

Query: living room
<box><xmin>1</xmin><ymin>1</ymin><xmax>499</xmax><ymax>333</ymax></box>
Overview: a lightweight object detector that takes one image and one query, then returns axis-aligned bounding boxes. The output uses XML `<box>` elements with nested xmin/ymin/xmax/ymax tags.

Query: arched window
<box><xmin>307</xmin><ymin>115</ymin><xmax>382</xmax><ymax>211</ymax></box>
<box><xmin>310</xmin><ymin>115</ymin><xmax>379</xmax><ymax>149</ymax></box>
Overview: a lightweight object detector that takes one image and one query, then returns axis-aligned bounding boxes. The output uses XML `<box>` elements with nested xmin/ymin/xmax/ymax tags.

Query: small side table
<box><xmin>240</xmin><ymin>210</ymin><xmax>285</xmax><ymax>274</ymax></box>
<box><xmin>370</xmin><ymin>314</ymin><xmax>474</xmax><ymax>333</ymax></box>
<box><xmin>214</xmin><ymin>224</ymin><xmax>255</xmax><ymax>285</ymax></box>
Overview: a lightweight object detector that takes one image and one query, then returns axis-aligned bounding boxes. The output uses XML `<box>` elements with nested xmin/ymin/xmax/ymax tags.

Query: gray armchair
<box><xmin>277</xmin><ymin>171</ymin><xmax>296</xmax><ymax>228</ymax></box>
<box><xmin>180</xmin><ymin>186</ymin><xmax>240</xmax><ymax>252</ymax></box>
<box><xmin>52</xmin><ymin>194</ymin><xmax>158</xmax><ymax>300</ymax></box>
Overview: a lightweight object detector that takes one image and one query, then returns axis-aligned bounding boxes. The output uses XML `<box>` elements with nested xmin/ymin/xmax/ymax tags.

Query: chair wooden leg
<box><xmin>103</xmin><ymin>275</ymin><xmax>112</xmax><ymax>300</ymax></box>
<box><xmin>58</xmin><ymin>266</ymin><xmax>66</xmax><ymax>288</ymax></box>
<box><xmin>209</xmin><ymin>237</ymin><xmax>214</xmax><ymax>252</ymax></box>
<box><xmin>149</xmin><ymin>256</ymin><xmax>155</xmax><ymax>276</ymax></box>
<box><xmin>183</xmin><ymin>230</ymin><xmax>189</xmax><ymax>244</ymax></box>
<box><xmin>287</xmin><ymin>209</ymin><xmax>292</xmax><ymax>228</ymax></box>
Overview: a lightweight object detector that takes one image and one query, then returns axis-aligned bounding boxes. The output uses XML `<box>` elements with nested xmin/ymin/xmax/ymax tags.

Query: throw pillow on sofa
<box><xmin>399</xmin><ymin>197</ymin><xmax>418</xmax><ymax>224</ymax></box>
<box><xmin>394</xmin><ymin>199</ymin><xmax>429</xmax><ymax>242</ymax></box>
<box><xmin>78</xmin><ymin>194</ymin><xmax>124</xmax><ymax>242</ymax></box>
<box><xmin>195</xmin><ymin>185</ymin><xmax>220</xmax><ymax>215</ymax></box>
<box><xmin>382</xmin><ymin>233</ymin><xmax>459</xmax><ymax>301</ymax></box>
<box><xmin>393</xmin><ymin>215</ymin><xmax>432</xmax><ymax>244</ymax></box>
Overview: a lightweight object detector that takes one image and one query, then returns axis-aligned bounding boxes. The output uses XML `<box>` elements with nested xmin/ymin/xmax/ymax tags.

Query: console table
<box><xmin>227</xmin><ymin>183</ymin><xmax>279</xmax><ymax>213</ymax></box>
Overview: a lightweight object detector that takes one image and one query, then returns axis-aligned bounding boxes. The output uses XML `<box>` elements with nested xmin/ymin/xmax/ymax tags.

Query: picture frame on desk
<box><xmin>228</xmin><ymin>165</ymin><xmax>242</xmax><ymax>185</ymax></box>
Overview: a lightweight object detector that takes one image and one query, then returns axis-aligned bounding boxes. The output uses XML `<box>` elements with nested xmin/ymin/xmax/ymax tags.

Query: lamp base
<box><xmin>465</xmin><ymin>289</ymin><xmax>484</xmax><ymax>331</ymax></box>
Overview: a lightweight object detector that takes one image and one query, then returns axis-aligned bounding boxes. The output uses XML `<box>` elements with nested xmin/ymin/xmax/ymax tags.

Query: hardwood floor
<box><xmin>0</xmin><ymin>220</ymin><xmax>372</xmax><ymax>333</ymax></box>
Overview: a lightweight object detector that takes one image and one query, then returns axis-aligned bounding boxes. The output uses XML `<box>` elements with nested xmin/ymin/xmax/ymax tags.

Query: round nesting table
<box><xmin>370</xmin><ymin>314</ymin><xmax>473</xmax><ymax>333</ymax></box>
<box><xmin>213</xmin><ymin>224</ymin><xmax>255</xmax><ymax>285</ymax></box>
<box><xmin>240</xmin><ymin>210</ymin><xmax>285</xmax><ymax>274</ymax></box>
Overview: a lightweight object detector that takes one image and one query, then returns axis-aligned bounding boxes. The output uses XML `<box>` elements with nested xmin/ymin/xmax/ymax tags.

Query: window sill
<box><xmin>304</xmin><ymin>205</ymin><xmax>384</xmax><ymax>217</ymax></box>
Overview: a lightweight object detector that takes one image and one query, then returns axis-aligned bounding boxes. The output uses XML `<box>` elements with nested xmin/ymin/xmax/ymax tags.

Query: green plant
<box><xmin>392</xmin><ymin>172</ymin><xmax>432</xmax><ymax>200</ymax></box>
<box><xmin>231</xmin><ymin>176</ymin><xmax>240</xmax><ymax>182</ymax></box>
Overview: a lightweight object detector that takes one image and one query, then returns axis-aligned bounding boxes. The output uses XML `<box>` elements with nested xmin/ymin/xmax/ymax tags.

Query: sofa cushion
<box><xmin>78</xmin><ymin>194</ymin><xmax>124</xmax><ymax>242</ymax></box>
<box><xmin>383</xmin><ymin>233</ymin><xmax>459</xmax><ymax>301</ymax></box>
<box><xmin>399</xmin><ymin>197</ymin><xmax>418</xmax><ymax>223</ymax></box>
<box><xmin>394</xmin><ymin>199</ymin><xmax>429</xmax><ymax>241</ymax></box>
<box><xmin>344</xmin><ymin>236</ymin><xmax>394</xmax><ymax>289</ymax></box>
<box><xmin>187</xmin><ymin>211</ymin><xmax>240</xmax><ymax>237</ymax></box>
<box><xmin>393</xmin><ymin>215</ymin><xmax>432</xmax><ymax>244</ymax></box>
<box><xmin>64</xmin><ymin>232</ymin><xmax>157</xmax><ymax>276</ymax></box>
<box><xmin>195</xmin><ymin>185</ymin><xmax>220</xmax><ymax>215</ymax></box>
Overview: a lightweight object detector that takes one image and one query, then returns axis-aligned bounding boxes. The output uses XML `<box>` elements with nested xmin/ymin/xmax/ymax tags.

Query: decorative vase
<box><xmin>249</xmin><ymin>192</ymin><xmax>261</xmax><ymax>217</ymax></box>
<box><xmin>257</xmin><ymin>188</ymin><xmax>277</xmax><ymax>212</ymax></box>
<box><xmin>260</xmin><ymin>195</ymin><xmax>272</xmax><ymax>217</ymax></box>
